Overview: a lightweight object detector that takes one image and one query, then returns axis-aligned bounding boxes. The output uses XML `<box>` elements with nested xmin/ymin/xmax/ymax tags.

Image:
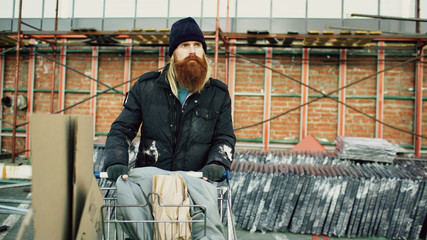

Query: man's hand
<box><xmin>202</xmin><ymin>164</ymin><xmax>225</xmax><ymax>181</ymax></box>
<box><xmin>106</xmin><ymin>164</ymin><xmax>129</xmax><ymax>181</ymax></box>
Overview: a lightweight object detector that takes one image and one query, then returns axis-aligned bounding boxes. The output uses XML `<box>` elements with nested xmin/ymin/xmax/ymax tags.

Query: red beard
<box><xmin>174</xmin><ymin>54</ymin><xmax>208</xmax><ymax>92</ymax></box>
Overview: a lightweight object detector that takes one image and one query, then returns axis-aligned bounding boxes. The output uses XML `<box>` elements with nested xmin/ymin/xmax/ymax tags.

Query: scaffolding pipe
<box><xmin>214</xmin><ymin>0</ymin><xmax>220</xmax><ymax>79</ymax></box>
<box><xmin>415</xmin><ymin>0</ymin><xmax>423</xmax><ymax>155</ymax></box>
<box><xmin>20</xmin><ymin>21</ymin><xmax>42</xmax><ymax>31</ymax></box>
<box><xmin>12</xmin><ymin>0</ymin><xmax>23</xmax><ymax>163</ymax></box>
<box><xmin>50</xmin><ymin>0</ymin><xmax>59</xmax><ymax>113</ymax></box>
<box><xmin>416</xmin><ymin>0</ymin><xmax>421</xmax><ymax>33</ymax></box>
<box><xmin>0</xmin><ymin>198</ymin><xmax>31</xmax><ymax>204</ymax></box>
<box><xmin>351</xmin><ymin>13</ymin><xmax>427</xmax><ymax>22</ymax></box>
<box><xmin>224</xmin><ymin>0</ymin><xmax>230</xmax><ymax>85</ymax></box>
<box><xmin>49</xmin><ymin>44</ymin><xmax>56</xmax><ymax>113</ymax></box>
<box><xmin>0</xmin><ymin>204</ymin><xmax>28</xmax><ymax>214</ymax></box>
<box><xmin>0</xmin><ymin>182</ymin><xmax>31</xmax><ymax>190</ymax></box>
<box><xmin>226</xmin><ymin>0</ymin><xmax>230</xmax><ymax>33</ymax></box>
<box><xmin>415</xmin><ymin>45</ymin><xmax>424</xmax><ymax>157</ymax></box>
<box><xmin>327</xmin><ymin>25</ymin><xmax>419</xmax><ymax>35</ymax></box>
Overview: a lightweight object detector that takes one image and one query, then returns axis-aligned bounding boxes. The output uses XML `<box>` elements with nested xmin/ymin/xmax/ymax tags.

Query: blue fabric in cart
<box><xmin>115</xmin><ymin>167</ymin><xmax>225</xmax><ymax>240</ymax></box>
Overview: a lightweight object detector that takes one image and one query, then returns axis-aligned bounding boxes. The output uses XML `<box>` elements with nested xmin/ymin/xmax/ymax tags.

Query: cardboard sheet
<box><xmin>30</xmin><ymin>114</ymin><xmax>102</xmax><ymax>240</ymax></box>
<box><xmin>72</xmin><ymin>115</ymin><xmax>94</xmax><ymax>238</ymax></box>
<box><xmin>75</xmin><ymin>176</ymin><xmax>104</xmax><ymax>240</ymax></box>
<box><xmin>31</xmin><ymin>114</ymin><xmax>73</xmax><ymax>240</ymax></box>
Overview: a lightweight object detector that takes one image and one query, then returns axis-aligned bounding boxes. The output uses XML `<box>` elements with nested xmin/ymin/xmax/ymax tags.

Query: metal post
<box><xmin>228</xmin><ymin>40</ymin><xmax>236</xmax><ymax>121</ymax></box>
<box><xmin>58</xmin><ymin>39</ymin><xmax>67</xmax><ymax>113</ymax></box>
<box><xmin>214</xmin><ymin>0</ymin><xmax>220</xmax><ymax>79</ymax></box>
<box><xmin>102</xmin><ymin>0</ymin><xmax>106</xmax><ymax>31</ymax></box>
<box><xmin>134</xmin><ymin>0</ymin><xmax>137</xmax><ymax>29</ymax></box>
<box><xmin>124</xmin><ymin>38</ymin><xmax>132</xmax><ymax>95</ymax></box>
<box><xmin>158</xmin><ymin>46</ymin><xmax>165</xmax><ymax>69</ymax></box>
<box><xmin>263</xmin><ymin>47</ymin><xmax>272</xmax><ymax>151</ymax></box>
<box><xmin>300</xmin><ymin>48</ymin><xmax>309</xmax><ymax>140</ymax></box>
<box><xmin>25</xmin><ymin>39</ymin><xmax>35</xmax><ymax>158</ymax></box>
<box><xmin>50</xmin><ymin>0</ymin><xmax>59</xmax><ymax>113</ymax></box>
<box><xmin>90</xmin><ymin>46</ymin><xmax>99</xmax><ymax>134</ymax></box>
<box><xmin>12</xmin><ymin>0</ymin><xmax>23</xmax><ymax>163</ymax></box>
<box><xmin>414</xmin><ymin>46</ymin><xmax>424</xmax><ymax>157</ymax></box>
<box><xmin>224</xmin><ymin>0</ymin><xmax>230</xmax><ymax>85</ymax></box>
<box><xmin>376</xmin><ymin>41</ymin><xmax>385</xmax><ymax>138</ymax></box>
<box><xmin>226</xmin><ymin>0</ymin><xmax>230</xmax><ymax>32</ymax></box>
<box><xmin>0</xmin><ymin>48</ymin><xmax>4</xmax><ymax>152</ymax></box>
<box><xmin>351</xmin><ymin>13</ymin><xmax>427</xmax><ymax>22</ymax></box>
<box><xmin>416</xmin><ymin>0</ymin><xmax>421</xmax><ymax>33</ymax></box>
<box><xmin>338</xmin><ymin>49</ymin><xmax>347</xmax><ymax>136</ymax></box>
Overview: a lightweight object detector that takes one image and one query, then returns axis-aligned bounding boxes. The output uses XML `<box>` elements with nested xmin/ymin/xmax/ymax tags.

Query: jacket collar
<box><xmin>157</xmin><ymin>64</ymin><xmax>172</xmax><ymax>89</ymax></box>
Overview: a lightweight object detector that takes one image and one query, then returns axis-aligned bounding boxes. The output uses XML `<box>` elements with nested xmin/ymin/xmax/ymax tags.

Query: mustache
<box><xmin>180</xmin><ymin>54</ymin><xmax>205</xmax><ymax>64</ymax></box>
<box><xmin>174</xmin><ymin>54</ymin><xmax>207</xmax><ymax>72</ymax></box>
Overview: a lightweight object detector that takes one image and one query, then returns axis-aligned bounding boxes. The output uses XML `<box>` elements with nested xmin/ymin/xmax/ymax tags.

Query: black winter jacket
<box><xmin>104</xmin><ymin>65</ymin><xmax>236</xmax><ymax>172</ymax></box>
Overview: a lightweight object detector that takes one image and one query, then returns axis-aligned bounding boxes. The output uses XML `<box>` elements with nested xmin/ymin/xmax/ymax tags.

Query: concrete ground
<box><xmin>0</xmin><ymin>181</ymin><xmax>389</xmax><ymax>240</ymax></box>
<box><xmin>0</xmin><ymin>156</ymin><xmax>390</xmax><ymax>240</ymax></box>
<box><xmin>0</xmin><ymin>180</ymin><xmax>32</xmax><ymax>240</ymax></box>
<box><xmin>234</xmin><ymin>228</ymin><xmax>389</xmax><ymax>240</ymax></box>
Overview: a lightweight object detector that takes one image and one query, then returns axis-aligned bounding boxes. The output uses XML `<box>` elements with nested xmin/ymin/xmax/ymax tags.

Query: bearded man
<box><xmin>104</xmin><ymin>17</ymin><xmax>236</xmax><ymax>183</ymax></box>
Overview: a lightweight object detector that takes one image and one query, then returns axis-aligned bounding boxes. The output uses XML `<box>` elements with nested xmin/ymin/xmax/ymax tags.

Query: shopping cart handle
<box><xmin>93</xmin><ymin>171</ymin><xmax>108</xmax><ymax>179</ymax></box>
<box><xmin>93</xmin><ymin>169</ymin><xmax>231</xmax><ymax>180</ymax></box>
<box><xmin>187</xmin><ymin>170</ymin><xmax>230</xmax><ymax>181</ymax></box>
<box><xmin>94</xmin><ymin>171</ymin><xmax>202</xmax><ymax>179</ymax></box>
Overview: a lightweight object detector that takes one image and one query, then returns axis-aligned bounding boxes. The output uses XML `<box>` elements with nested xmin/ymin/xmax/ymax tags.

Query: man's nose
<box><xmin>188</xmin><ymin>45</ymin><xmax>196</xmax><ymax>53</ymax></box>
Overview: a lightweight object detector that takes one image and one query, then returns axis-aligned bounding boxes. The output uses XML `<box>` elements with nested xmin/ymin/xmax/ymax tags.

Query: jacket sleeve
<box><xmin>206</xmin><ymin>89</ymin><xmax>236</xmax><ymax>169</ymax></box>
<box><xmin>103</xmin><ymin>79</ymin><xmax>143</xmax><ymax>171</ymax></box>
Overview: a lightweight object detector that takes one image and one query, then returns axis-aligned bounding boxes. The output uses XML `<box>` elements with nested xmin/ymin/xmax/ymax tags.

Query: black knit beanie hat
<box><xmin>168</xmin><ymin>17</ymin><xmax>207</xmax><ymax>57</ymax></box>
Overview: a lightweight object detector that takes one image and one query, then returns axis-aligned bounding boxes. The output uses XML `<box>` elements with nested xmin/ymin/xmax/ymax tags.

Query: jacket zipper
<box><xmin>171</xmin><ymin>93</ymin><xmax>192</xmax><ymax>170</ymax></box>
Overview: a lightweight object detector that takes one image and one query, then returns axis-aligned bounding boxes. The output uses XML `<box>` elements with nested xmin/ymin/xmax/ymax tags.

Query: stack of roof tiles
<box><xmin>227</xmin><ymin>150</ymin><xmax>427</xmax><ymax>239</ymax></box>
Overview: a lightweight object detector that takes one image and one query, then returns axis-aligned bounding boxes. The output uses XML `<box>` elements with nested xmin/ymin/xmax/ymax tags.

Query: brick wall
<box><xmin>233</xmin><ymin>54</ymin><xmax>265</xmax><ymax>143</ymax></box>
<box><xmin>344</xmin><ymin>56</ymin><xmax>377</xmax><ymax>138</ymax></box>
<box><xmin>0</xmin><ymin>45</ymin><xmax>426</xmax><ymax>155</ymax></box>
<box><xmin>306</xmin><ymin>54</ymin><xmax>340</xmax><ymax>142</ymax></box>
<box><xmin>2</xmin><ymin>53</ymin><xmax>29</xmax><ymax>154</ymax></box>
<box><xmin>270</xmin><ymin>97</ymin><xmax>301</xmax><ymax>141</ymax></box>
<box><xmin>383</xmin><ymin>57</ymin><xmax>416</xmax><ymax>146</ymax></box>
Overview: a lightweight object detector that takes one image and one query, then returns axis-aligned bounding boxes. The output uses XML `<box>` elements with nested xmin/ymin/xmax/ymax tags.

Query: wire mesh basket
<box><xmin>100</xmin><ymin>185</ymin><xmax>235</xmax><ymax>240</ymax></box>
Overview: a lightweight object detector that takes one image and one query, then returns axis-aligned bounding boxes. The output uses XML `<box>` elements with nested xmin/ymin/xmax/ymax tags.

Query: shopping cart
<box><xmin>97</xmin><ymin>171</ymin><xmax>236</xmax><ymax>240</ymax></box>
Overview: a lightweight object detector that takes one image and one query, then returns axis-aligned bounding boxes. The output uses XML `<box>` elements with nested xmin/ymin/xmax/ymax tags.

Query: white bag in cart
<box><xmin>116</xmin><ymin>167</ymin><xmax>226</xmax><ymax>240</ymax></box>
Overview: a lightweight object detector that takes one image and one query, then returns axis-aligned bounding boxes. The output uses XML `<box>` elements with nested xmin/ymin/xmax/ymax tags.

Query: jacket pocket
<box><xmin>194</xmin><ymin>108</ymin><xmax>218</xmax><ymax>120</ymax></box>
<box><xmin>191</xmin><ymin>108</ymin><xmax>218</xmax><ymax>143</ymax></box>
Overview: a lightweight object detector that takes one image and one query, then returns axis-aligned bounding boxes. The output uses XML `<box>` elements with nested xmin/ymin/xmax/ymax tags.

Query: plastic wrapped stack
<box><xmin>335</xmin><ymin>136</ymin><xmax>399</xmax><ymax>163</ymax></box>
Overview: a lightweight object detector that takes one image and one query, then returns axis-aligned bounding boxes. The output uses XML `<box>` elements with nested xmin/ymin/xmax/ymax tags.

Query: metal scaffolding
<box><xmin>3</xmin><ymin>0</ymin><xmax>427</xmax><ymax>161</ymax></box>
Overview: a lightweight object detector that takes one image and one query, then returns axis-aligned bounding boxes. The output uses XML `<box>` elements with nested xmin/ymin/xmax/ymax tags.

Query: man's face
<box><xmin>174</xmin><ymin>41</ymin><xmax>205</xmax><ymax>62</ymax></box>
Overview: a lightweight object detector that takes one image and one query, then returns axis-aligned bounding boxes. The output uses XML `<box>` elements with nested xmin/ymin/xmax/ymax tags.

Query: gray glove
<box><xmin>106</xmin><ymin>164</ymin><xmax>129</xmax><ymax>181</ymax></box>
<box><xmin>202</xmin><ymin>164</ymin><xmax>225</xmax><ymax>181</ymax></box>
